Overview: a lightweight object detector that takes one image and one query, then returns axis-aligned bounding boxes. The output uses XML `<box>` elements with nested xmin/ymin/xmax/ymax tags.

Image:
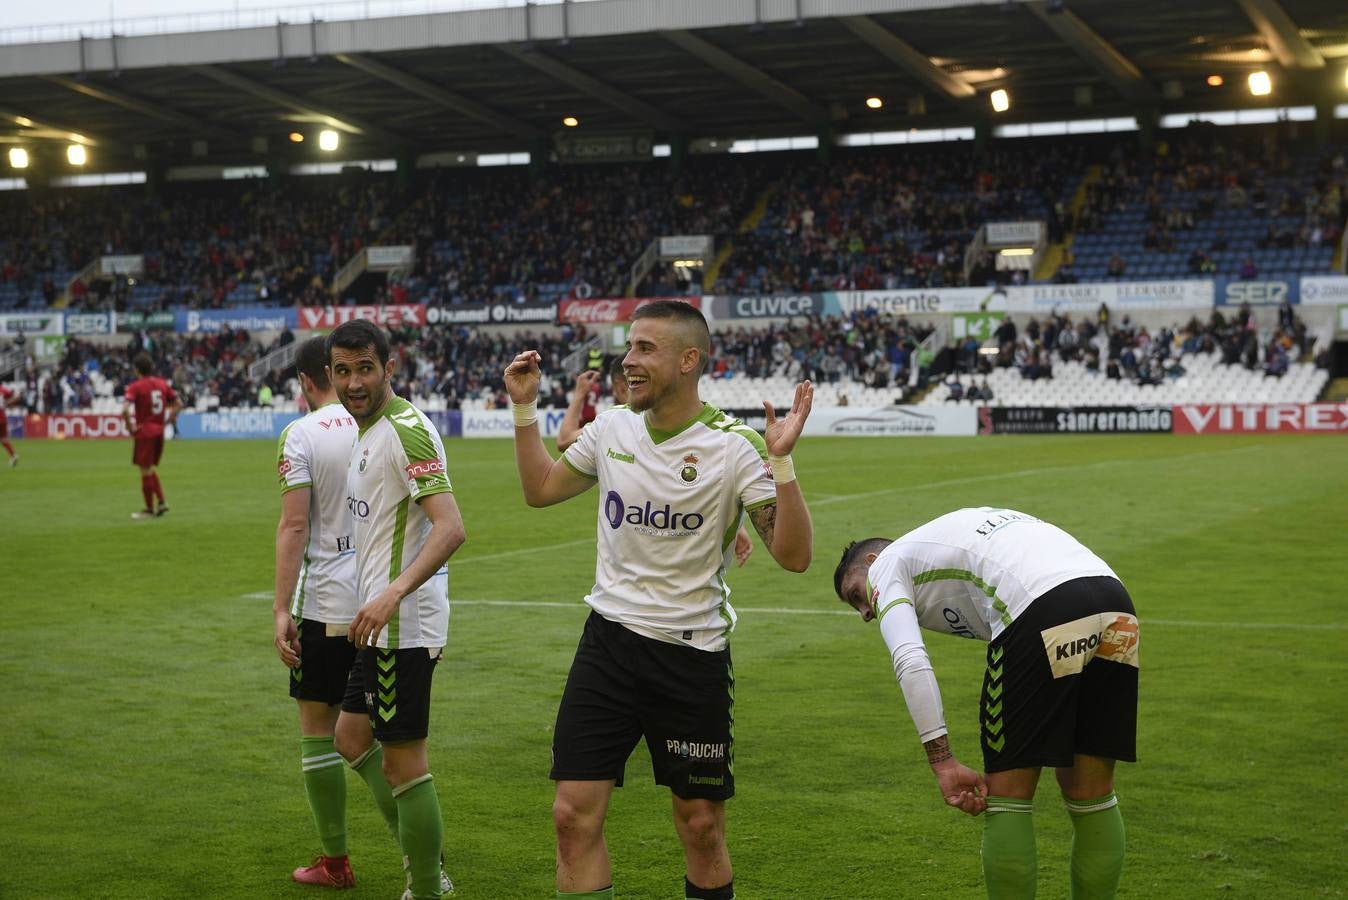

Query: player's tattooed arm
<box><xmin>747</xmin><ymin>503</ymin><xmax>776</xmax><ymax>549</ymax></box>
<box><xmin>924</xmin><ymin>735</ymin><xmax>954</xmax><ymax>766</ymax></box>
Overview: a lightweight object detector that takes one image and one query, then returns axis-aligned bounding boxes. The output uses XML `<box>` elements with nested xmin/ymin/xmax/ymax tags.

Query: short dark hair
<box><xmin>608</xmin><ymin>356</ymin><xmax>626</xmax><ymax>383</ymax></box>
<box><xmin>132</xmin><ymin>351</ymin><xmax>154</xmax><ymax>376</ymax></box>
<box><xmin>833</xmin><ymin>538</ymin><xmax>893</xmax><ymax>599</ymax></box>
<box><xmin>295</xmin><ymin>336</ymin><xmax>331</xmax><ymax>391</ymax></box>
<box><xmin>631</xmin><ymin>300</ymin><xmax>710</xmax><ymax>374</ymax></box>
<box><xmin>327</xmin><ymin>319</ymin><xmax>390</xmax><ymax>366</ymax></box>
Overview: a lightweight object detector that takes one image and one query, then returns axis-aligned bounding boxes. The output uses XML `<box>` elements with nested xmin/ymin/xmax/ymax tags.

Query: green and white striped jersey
<box><xmin>347</xmin><ymin>396</ymin><xmax>453</xmax><ymax>649</ymax></box>
<box><xmin>562</xmin><ymin>403</ymin><xmax>777</xmax><ymax>651</ymax></box>
<box><xmin>867</xmin><ymin>507</ymin><xmax>1119</xmax><ymax>644</ymax></box>
<box><xmin>276</xmin><ymin>402</ymin><xmax>358</xmax><ymax>624</ymax></box>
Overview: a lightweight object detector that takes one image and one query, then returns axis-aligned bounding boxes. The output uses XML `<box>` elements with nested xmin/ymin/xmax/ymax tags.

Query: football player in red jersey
<box><xmin>121</xmin><ymin>352</ymin><xmax>182</xmax><ymax>519</ymax></box>
<box><xmin>0</xmin><ymin>382</ymin><xmax>20</xmax><ymax>467</ymax></box>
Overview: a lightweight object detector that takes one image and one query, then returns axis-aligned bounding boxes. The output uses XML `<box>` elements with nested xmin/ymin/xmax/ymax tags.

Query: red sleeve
<box><xmin>163</xmin><ymin>380</ymin><xmax>178</xmax><ymax>403</ymax></box>
<box><xmin>124</xmin><ymin>381</ymin><xmax>139</xmax><ymax>404</ymax></box>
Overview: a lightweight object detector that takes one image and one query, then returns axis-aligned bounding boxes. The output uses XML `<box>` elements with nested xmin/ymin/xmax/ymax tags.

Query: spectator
<box><xmin>1107</xmin><ymin>254</ymin><xmax>1127</xmax><ymax>277</ymax></box>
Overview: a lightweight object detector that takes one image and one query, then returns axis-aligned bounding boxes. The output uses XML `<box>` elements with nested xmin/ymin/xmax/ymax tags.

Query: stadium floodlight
<box><xmin>318</xmin><ymin>129</ymin><xmax>339</xmax><ymax>151</ymax></box>
<box><xmin>1207</xmin><ymin>74</ymin><xmax>1224</xmax><ymax>87</ymax></box>
<box><xmin>865</xmin><ymin>97</ymin><xmax>883</xmax><ymax>110</ymax></box>
<box><xmin>67</xmin><ymin>144</ymin><xmax>87</xmax><ymax>166</ymax></box>
<box><xmin>289</xmin><ymin>131</ymin><xmax>305</xmax><ymax>143</ymax></box>
<box><xmin>990</xmin><ymin>89</ymin><xmax>1010</xmax><ymax>113</ymax></box>
<box><xmin>1248</xmin><ymin>71</ymin><xmax>1272</xmax><ymax>96</ymax></box>
<box><xmin>562</xmin><ymin>116</ymin><xmax>579</xmax><ymax>127</ymax></box>
<box><xmin>8</xmin><ymin>148</ymin><xmax>28</xmax><ymax>169</ymax></box>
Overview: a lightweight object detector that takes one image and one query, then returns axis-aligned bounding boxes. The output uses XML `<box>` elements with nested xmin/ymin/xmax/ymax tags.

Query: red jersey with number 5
<box><xmin>125</xmin><ymin>376</ymin><xmax>178</xmax><ymax>438</ymax></box>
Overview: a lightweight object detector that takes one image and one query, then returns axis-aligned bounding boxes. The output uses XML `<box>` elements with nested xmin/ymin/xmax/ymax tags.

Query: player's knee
<box><xmin>675</xmin><ymin>806</ymin><xmax>724</xmax><ymax>853</ymax></box>
<box><xmin>332</xmin><ymin>726</ymin><xmax>370</xmax><ymax>763</ymax></box>
<box><xmin>553</xmin><ymin>793</ymin><xmax>602</xmax><ymax>841</ymax></box>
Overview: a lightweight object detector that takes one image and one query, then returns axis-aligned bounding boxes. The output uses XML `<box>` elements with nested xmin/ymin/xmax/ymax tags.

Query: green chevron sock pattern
<box><xmin>984</xmin><ymin>645</ymin><xmax>1007</xmax><ymax>753</ymax></box>
<box><xmin>376</xmin><ymin>650</ymin><xmax>397</xmax><ymax>723</ymax></box>
<box><xmin>983</xmin><ymin>796</ymin><xmax>1036</xmax><ymax>899</ymax></box>
<box><xmin>349</xmin><ymin>741</ymin><xmax>399</xmax><ymax>840</ymax></box>
<box><xmin>393</xmin><ymin>774</ymin><xmax>443</xmax><ymax>899</ymax></box>
<box><xmin>1066</xmin><ymin>792</ymin><xmax>1125</xmax><ymax>900</ymax></box>
<box><xmin>300</xmin><ymin>735</ymin><xmax>347</xmax><ymax>857</ymax></box>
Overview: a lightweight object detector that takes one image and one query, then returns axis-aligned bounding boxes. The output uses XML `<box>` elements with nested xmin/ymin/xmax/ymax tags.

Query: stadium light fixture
<box><xmin>865</xmin><ymin>97</ymin><xmax>883</xmax><ymax>110</ymax></box>
<box><xmin>1248</xmin><ymin>71</ymin><xmax>1272</xmax><ymax>97</ymax></box>
<box><xmin>562</xmin><ymin>116</ymin><xmax>579</xmax><ymax>127</ymax></box>
<box><xmin>318</xmin><ymin>129</ymin><xmax>339</xmax><ymax>152</ymax></box>
<box><xmin>289</xmin><ymin>131</ymin><xmax>305</xmax><ymax>143</ymax></box>
<box><xmin>999</xmin><ymin>247</ymin><xmax>1034</xmax><ymax>256</ymax></box>
<box><xmin>67</xmin><ymin>144</ymin><xmax>87</xmax><ymax>166</ymax></box>
<box><xmin>1207</xmin><ymin>74</ymin><xmax>1224</xmax><ymax>87</ymax></box>
<box><xmin>990</xmin><ymin>89</ymin><xmax>1010</xmax><ymax>113</ymax></box>
<box><xmin>8</xmin><ymin>148</ymin><xmax>28</xmax><ymax>169</ymax></box>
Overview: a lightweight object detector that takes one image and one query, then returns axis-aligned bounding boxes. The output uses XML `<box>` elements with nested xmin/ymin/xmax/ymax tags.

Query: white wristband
<box><xmin>512</xmin><ymin>400</ymin><xmax>538</xmax><ymax>427</ymax></box>
<box><xmin>768</xmin><ymin>454</ymin><xmax>796</xmax><ymax>484</ymax></box>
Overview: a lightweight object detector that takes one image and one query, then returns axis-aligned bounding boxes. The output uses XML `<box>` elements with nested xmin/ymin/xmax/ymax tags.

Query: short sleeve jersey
<box><xmin>276</xmin><ymin>402</ymin><xmax>358</xmax><ymax>624</ymax></box>
<box><xmin>562</xmin><ymin>403</ymin><xmax>776</xmax><ymax>651</ymax></box>
<box><xmin>867</xmin><ymin>507</ymin><xmax>1119</xmax><ymax>644</ymax></box>
<box><xmin>124</xmin><ymin>376</ymin><xmax>178</xmax><ymax>437</ymax></box>
<box><xmin>347</xmin><ymin>396</ymin><xmax>453</xmax><ymax>649</ymax></box>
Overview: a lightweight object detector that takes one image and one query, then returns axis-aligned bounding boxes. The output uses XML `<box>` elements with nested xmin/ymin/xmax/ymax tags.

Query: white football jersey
<box><xmin>867</xmin><ymin>507</ymin><xmax>1119</xmax><ymax>644</ymax></box>
<box><xmin>277</xmin><ymin>402</ymin><xmax>358</xmax><ymax>624</ymax></box>
<box><xmin>562</xmin><ymin>403</ymin><xmax>776</xmax><ymax>651</ymax></box>
<box><xmin>347</xmin><ymin>396</ymin><xmax>453</xmax><ymax>649</ymax></box>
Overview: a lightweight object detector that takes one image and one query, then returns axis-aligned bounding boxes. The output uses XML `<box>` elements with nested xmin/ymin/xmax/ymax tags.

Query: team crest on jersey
<box><xmin>359</xmin><ymin>448</ymin><xmax>369</xmax><ymax>474</ymax></box>
<box><xmin>677</xmin><ymin>453</ymin><xmax>699</xmax><ymax>484</ymax></box>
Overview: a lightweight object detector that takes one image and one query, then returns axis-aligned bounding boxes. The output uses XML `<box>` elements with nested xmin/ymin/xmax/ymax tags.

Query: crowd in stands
<box><xmin>714</xmin><ymin>144</ymin><xmax>1084</xmax><ymax>295</ymax></box>
<box><xmin>940</xmin><ymin>299</ymin><xmax>1319</xmax><ymax>401</ymax></box>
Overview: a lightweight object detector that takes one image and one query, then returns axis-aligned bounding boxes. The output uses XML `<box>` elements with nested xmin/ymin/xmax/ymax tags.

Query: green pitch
<box><xmin>2</xmin><ymin>433</ymin><xmax>1345</xmax><ymax>898</ymax></box>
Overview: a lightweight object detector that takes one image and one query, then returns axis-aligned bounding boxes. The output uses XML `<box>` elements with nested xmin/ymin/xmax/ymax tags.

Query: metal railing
<box><xmin>560</xmin><ymin>335</ymin><xmax>602</xmax><ymax>377</ymax></box>
<box><xmin>0</xmin><ymin>348</ymin><xmax>26</xmax><ymax>380</ymax></box>
<box><xmin>248</xmin><ymin>341</ymin><xmax>301</xmax><ymax>380</ymax></box>
<box><xmin>2</xmin><ymin>0</ymin><xmax>595</xmax><ymax>45</ymax></box>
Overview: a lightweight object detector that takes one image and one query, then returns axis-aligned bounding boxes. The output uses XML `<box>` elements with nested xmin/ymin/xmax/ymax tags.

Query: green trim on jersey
<box><xmin>875</xmin><ymin>596</ymin><xmax>912</xmax><ymax>624</ymax></box>
<box><xmin>281</xmin><ymin>481</ymin><xmax>312</xmax><ymax>495</ymax></box>
<box><xmin>912</xmin><ymin>567</ymin><xmax>1013</xmax><ymax>626</ymax></box>
<box><xmin>291</xmin><ymin>547</ymin><xmax>313</xmax><ymax>619</ymax></box>
<box><xmin>384</xmin><ymin>397</ymin><xmax>453</xmax><ymax>497</ymax></box>
<box><xmin>706</xmin><ymin>407</ymin><xmax>769</xmax><ymax>461</ymax></box>
<box><xmin>357</xmin><ymin>393</ymin><xmax>396</xmax><ymax>437</ymax></box>
<box><xmin>562</xmin><ymin>454</ymin><xmax>599</xmax><ymax>479</ymax></box>
<box><xmin>744</xmin><ymin>495</ymin><xmax>776</xmax><ymax>512</ymax></box>
<box><xmin>386</xmin><ymin>496</ymin><xmax>409</xmax><ymax>648</ymax></box>
<box><xmin>276</xmin><ymin>419</ymin><xmax>300</xmax><ymax>489</ymax></box>
<box><xmin>644</xmin><ymin>403</ymin><xmax>719</xmax><ymax>445</ymax></box>
<box><xmin>721</xmin><ymin>503</ymin><xmax>742</xmax><ymax>553</ymax></box>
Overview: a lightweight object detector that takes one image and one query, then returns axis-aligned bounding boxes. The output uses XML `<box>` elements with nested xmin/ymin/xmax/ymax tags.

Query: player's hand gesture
<box><xmin>274</xmin><ymin>609</ymin><xmax>300</xmax><ymax>668</ymax></box>
<box><xmin>348</xmin><ymin>586</ymin><xmax>402</xmax><ymax>649</ymax></box>
<box><xmin>504</xmin><ymin>350</ymin><xmax>543</xmax><ymax>404</ymax></box>
<box><xmin>572</xmin><ymin>369</ymin><xmax>600</xmax><ymax>401</ymax></box>
<box><xmin>734</xmin><ymin>526</ymin><xmax>753</xmax><ymax>568</ymax></box>
<box><xmin>763</xmin><ymin>380</ymin><xmax>813</xmax><ymax>458</ymax></box>
<box><xmin>932</xmin><ymin>758</ymin><xmax>988</xmax><ymax>816</ymax></box>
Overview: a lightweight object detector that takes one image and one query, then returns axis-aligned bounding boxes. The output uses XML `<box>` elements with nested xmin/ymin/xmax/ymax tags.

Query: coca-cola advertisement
<box><xmin>556</xmin><ymin>297</ymin><xmax>702</xmax><ymax>325</ymax></box>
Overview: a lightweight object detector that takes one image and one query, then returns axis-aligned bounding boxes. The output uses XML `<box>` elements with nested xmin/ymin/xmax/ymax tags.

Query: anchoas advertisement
<box><xmin>979</xmin><ymin>406</ymin><xmax>1173</xmax><ymax>435</ymax></box>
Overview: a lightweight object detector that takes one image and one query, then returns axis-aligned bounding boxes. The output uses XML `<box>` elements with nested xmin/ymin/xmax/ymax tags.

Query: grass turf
<box><xmin>2</xmin><ymin>433</ymin><xmax>1345</xmax><ymax>898</ymax></box>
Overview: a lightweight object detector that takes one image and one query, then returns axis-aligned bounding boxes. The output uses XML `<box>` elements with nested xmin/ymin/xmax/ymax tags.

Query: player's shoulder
<box><xmin>696</xmin><ymin>404</ymin><xmax>768</xmax><ymax>457</ymax></box>
<box><xmin>380</xmin><ymin>397</ymin><xmax>441</xmax><ymax>447</ymax></box>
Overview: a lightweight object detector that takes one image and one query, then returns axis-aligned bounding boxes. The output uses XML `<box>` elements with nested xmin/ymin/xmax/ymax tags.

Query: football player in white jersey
<box><xmin>505</xmin><ymin>300</ymin><xmax>814</xmax><ymax>900</ymax></box>
<box><xmin>329</xmin><ymin>319</ymin><xmax>467</xmax><ymax>900</ymax></box>
<box><xmin>834</xmin><ymin>508</ymin><xmax>1140</xmax><ymax>900</ymax></box>
<box><xmin>273</xmin><ymin>336</ymin><xmax>455</xmax><ymax>894</ymax></box>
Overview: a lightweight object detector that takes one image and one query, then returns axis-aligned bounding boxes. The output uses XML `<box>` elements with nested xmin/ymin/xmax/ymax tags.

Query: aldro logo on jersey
<box><xmin>604</xmin><ymin>490</ymin><xmax>705</xmax><ymax>535</ymax></box>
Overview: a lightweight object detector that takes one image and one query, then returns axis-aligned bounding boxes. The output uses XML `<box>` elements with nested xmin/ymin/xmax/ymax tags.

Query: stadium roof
<box><xmin>1</xmin><ymin>0</ymin><xmax>1346</xmax><ymax>174</ymax></box>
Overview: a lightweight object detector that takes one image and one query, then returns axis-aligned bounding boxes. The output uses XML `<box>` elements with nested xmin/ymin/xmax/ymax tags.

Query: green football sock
<box><xmin>393</xmin><ymin>774</ymin><xmax>444</xmax><ymax>899</ymax></box>
<box><xmin>1066</xmin><ymin>793</ymin><xmax>1125</xmax><ymax>900</ymax></box>
<box><xmin>300</xmin><ymin>735</ymin><xmax>348</xmax><ymax>857</ymax></box>
<box><xmin>983</xmin><ymin>796</ymin><xmax>1036</xmax><ymax>899</ymax></box>
<box><xmin>349</xmin><ymin>742</ymin><xmax>400</xmax><ymax>840</ymax></box>
<box><xmin>556</xmin><ymin>889</ymin><xmax>615</xmax><ymax>899</ymax></box>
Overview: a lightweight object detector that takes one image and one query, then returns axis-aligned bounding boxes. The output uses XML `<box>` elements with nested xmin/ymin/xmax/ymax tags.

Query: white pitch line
<box><xmin>454</xmin><ymin>538</ymin><xmax>594</xmax><ymax>564</ymax></box>
<box><xmin>239</xmin><ymin>593</ymin><xmax>1345</xmax><ymax>630</ymax></box>
<box><xmin>811</xmin><ymin>443</ymin><xmax>1267</xmax><ymax>508</ymax></box>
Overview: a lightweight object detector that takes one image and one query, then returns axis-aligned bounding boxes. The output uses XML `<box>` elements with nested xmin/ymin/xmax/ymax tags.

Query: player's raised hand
<box><xmin>762</xmin><ymin>380</ymin><xmax>813</xmax><ymax>458</ymax></box>
<box><xmin>504</xmin><ymin>350</ymin><xmax>543</xmax><ymax>404</ymax></box>
<box><xmin>572</xmin><ymin>369</ymin><xmax>600</xmax><ymax>400</ymax></box>
<box><xmin>274</xmin><ymin>609</ymin><xmax>300</xmax><ymax>668</ymax></box>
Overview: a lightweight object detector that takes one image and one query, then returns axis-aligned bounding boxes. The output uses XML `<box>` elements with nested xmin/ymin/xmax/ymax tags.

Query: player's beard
<box><xmin>342</xmin><ymin>373</ymin><xmax>389</xmax><ymax>424</ymax></box>
<box><xmin>624</xmin><ymin>373</ymin><xmax>661</xmax><ymax>412</ymax></box>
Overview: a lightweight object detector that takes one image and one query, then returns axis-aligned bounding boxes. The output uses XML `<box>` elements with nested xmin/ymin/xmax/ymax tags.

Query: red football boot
<box><xmin>292</xmin><ymin>855</ymin><xmax>356</xmax><ymax>888</ymax></box>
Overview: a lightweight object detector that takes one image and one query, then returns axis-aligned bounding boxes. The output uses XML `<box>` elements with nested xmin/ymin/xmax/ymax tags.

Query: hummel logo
<box><xmin>606</xmin><ymin>448</ymin><xmax>635</xmax><ymax>464</ymax></box>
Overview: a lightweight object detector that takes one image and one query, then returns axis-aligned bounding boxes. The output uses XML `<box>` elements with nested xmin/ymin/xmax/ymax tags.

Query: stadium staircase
<box><xmin>702</xmin><ymin>183</ymin><xmax>779</xmax><ymax>289</ymax></box>
<box><xmin>1036</xmin><ymin>164</ymin><xmax>1101</xmax><ymax>281</ymax></box>
<box><xmin>1321</xmin><ymin>377</ymin><xmax>1348</xmax><ymax>402</ymax></box>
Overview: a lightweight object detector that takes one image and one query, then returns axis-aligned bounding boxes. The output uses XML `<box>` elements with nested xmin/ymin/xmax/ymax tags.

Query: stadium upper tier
<box><xmin>1</xmin><ymin>133</ymin><xmax>1342</xmax><ymax>313</ymax></box>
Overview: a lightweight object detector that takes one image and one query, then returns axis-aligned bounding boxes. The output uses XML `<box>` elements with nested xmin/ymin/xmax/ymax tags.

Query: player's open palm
<box><xmin>763</xmin><ymin>380</ymin><xmax>813</xmax><ymax>457</ymax></box>
<box><xmin>504</xmin><ymin>350</ymin><xmax>542</xmax><ymax>404</ymax></box>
